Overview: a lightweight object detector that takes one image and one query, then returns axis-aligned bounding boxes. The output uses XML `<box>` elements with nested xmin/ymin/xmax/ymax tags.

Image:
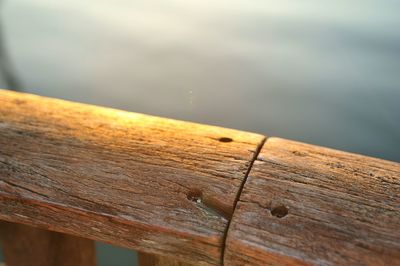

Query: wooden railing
<box><xmin>0</xmin><ymin>89</ymin><xmax>399</xmax><ymax>266</ymax></box>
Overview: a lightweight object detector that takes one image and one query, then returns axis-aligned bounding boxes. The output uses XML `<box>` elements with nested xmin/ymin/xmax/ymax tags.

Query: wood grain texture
<box><xmin>0</xmin><ymin>89</ymin><xmax>265</xmax><ymax>265</ymax></box>
<box><xmin>0</xmin><ymin>221</ymin><xmax>95</xmax><ymax>266</ymax></box>
<box><xmin>138</xmin><ymin>252</ymin><xmax>194</xmax><ymax>266</ymax></box>
<box><xmin>225</xmin><ymin>137</ymin><xmax>400</xmax><ymax>266</ymax></box>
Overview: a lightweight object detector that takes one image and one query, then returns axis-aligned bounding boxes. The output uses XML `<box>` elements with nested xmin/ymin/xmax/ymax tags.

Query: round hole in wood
<box><xmin>187</xmin><ymin>188</ymin><xmax>202</xmax><ymax>203</ymax></box>
<box><xmin>219</xmin><ymin>137</ymin><xmax>233</xmax><ymax>143</ymax></box>
<box><xmin>271</xmin><ymin>205</ymin><xmax>288</xmax><ymax>218</ymax></box>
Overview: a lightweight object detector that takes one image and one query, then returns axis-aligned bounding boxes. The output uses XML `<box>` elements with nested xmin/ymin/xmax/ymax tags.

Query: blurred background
<box><xmin>0</xmin><ymin>0</ymin><xmax>399</xmax><ymax>264</ymax></box>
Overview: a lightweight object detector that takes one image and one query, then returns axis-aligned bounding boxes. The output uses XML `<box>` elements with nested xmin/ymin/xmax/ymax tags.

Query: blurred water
<box><xmin>96</xmin><ymin>242</ymin><xmax>138</xmax><ymax>266</ymax></box>
<box><xmin>0</xmin><ymin>0</ymin><xmax>399</xmax><ymax>264</ymax></box>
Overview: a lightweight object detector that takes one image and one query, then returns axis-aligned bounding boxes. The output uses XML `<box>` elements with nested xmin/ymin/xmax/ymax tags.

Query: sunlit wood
<box><xmin>0</xmin><ymin>89</ymin><xmax>398</xmax><ymax>265</ymax></box>
<box><xmin>0</xmin><ymin>89</ymin><xmax>264</xmax><ymax>265</ymax></box>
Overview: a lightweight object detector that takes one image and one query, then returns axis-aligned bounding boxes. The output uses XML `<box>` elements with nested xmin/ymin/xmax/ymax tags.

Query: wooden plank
<box><xmin>0</xmin><ymin>89</ymin><xmax>265</xmax><ymax>265</ymax></box>
<box><xmin>138</xmin><ymin>252</ymin><xmax>194</xmax><ymax>266</ymax></box>
<box><xmin>224</xmin><ymin>137</ymin><xmax>400</xmax><ymax>266</ymax></box>
<box><xmin>0</xmin><ymin>221</ymin><xmax>95</xmax><ymax>266</ymax></box>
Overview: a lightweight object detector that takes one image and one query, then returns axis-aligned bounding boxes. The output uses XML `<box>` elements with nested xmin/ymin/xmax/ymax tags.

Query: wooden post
<box><xmin>0</xmin><ymin>221</ymin><xmax>96</xmax><ymax>266</ymax></box>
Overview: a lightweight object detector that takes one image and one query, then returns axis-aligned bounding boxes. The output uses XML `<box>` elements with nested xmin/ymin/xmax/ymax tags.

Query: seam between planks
<box><xmin>220</xmin><ymin>136</ymin><xmax>267</xmax><ymax>265</ymax></box>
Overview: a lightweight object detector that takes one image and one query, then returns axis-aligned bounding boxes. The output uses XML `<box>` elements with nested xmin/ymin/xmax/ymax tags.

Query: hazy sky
<box><xmin>1</xmin><ymin>0</ymin><xmax>399</xmax><ymax>161</ymax></box>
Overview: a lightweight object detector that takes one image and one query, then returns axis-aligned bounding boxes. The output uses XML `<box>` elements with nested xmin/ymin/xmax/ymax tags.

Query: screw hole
<box><xmin>271</xmin><ymin>205</ymin><xmax>288</xmax><ymax>218</ymax></box>
<box><xmin>187</xmin><ymin>189</ymin><xmax>202</xmax><ymax>203</ymax></box>
<box><xmin>219</xmin><ymin>137</ymin><xmax>233</xmax><ymax>143</ymax></box>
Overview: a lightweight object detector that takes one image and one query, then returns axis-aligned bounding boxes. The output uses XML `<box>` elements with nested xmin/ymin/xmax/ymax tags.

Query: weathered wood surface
<box><xmin>138</xmin><ymin>252</ymin><xmax>194</xmax><ymax>266</ymax></box>
<box><xmin>0</xmin><ymin>89</ymin><xmax>265</xmax><ymax>265</ymax></box>
<box><xmin>1</xmin><ymin>89</ymin><xmax>399</xmax><ymax>265</ymax></box>
<box><xmin>0</xmin><ymin>221</ymin><xmax>96</xmax><ymax>266</ymax></box>
<box><xmin>225</xmin><ymin>138</ymin><xmax>400</xmax><ymax>266</ymax></box>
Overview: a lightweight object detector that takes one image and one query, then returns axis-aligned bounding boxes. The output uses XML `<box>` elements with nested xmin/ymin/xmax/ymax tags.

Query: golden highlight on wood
<box><xmin>0</xmin><ymin>89</ymin><xmax>399</xmax><ymax>266</ymax></box>
<box><xmin>0</xmin><ymin>89</ymin><xmax>265</xmax><ymax>265</ymax></box>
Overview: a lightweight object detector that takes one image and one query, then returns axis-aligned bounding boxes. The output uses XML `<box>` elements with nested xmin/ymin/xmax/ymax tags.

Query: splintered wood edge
<box><xmin>0</xmin><ymin>89</ymin><xmax>266</xmax><ymax>265</ymax></box>
<box><xmin>224</xmin><ymin>137</ymin><xmax>400</xmax><ymax>266</ymax></box>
